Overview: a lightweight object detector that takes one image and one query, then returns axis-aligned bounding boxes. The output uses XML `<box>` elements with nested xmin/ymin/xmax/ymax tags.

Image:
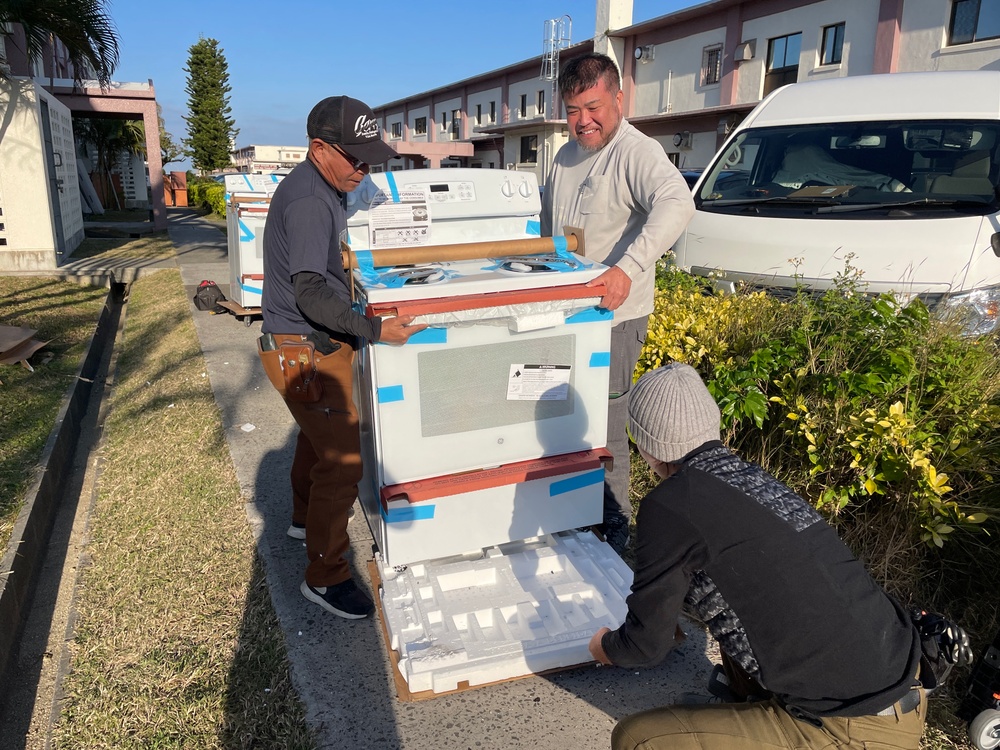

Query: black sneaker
<box><xmin>300</xmin><ymin>579</ymin><xmax>374</xmax><ymax>619</ymax></box>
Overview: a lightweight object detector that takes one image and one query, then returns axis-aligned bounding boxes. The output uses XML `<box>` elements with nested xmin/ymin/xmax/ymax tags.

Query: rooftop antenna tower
<box><xmin>540</xmin><ymin>15</ymin><xmax>572</xmax><ymax>119</ymax></box>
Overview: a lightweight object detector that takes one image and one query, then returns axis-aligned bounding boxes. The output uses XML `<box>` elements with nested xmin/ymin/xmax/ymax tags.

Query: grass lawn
<box><xmin>51</xmin><ymin>269</ymin><xmax>313</xmax><ymax>749</ymax></box>
<box><xmin>0</xmin><ymin>277</ymin><xmax>108</xmax><ymax>552</ymax></box>
<box><xmin>71</xmin><ymin>232</ymin><xmax>176</xmax><ymax>260</ymax></box>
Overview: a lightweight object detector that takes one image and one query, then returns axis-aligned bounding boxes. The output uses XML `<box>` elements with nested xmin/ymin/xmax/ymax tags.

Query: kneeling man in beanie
<box><xmin>589</xmin><ymin>363</ymin><xmax>928</xmax><ymax>750</ymax></box>
<box><xmin>259</xmin><ymin>96</ymin><xmax>426</xmax><ymax>619</ymax></box>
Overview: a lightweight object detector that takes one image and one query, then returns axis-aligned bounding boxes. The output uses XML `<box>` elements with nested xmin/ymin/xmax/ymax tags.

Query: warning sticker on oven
<box><xmin>507</xmin><ymin>364</ymin><xmax>572</xmax><ymax>401</ymax></box>
<box><xmin>368</xmin><ymin>188</ymin><xmax>432</xmax><ymax>249</ymax></box>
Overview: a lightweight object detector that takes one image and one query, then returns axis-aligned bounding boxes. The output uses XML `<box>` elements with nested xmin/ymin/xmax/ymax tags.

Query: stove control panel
<box><xmin>419</xmin><ymin>180</ymin><xmax>477</xmax><ymax>203</ymax></box>
<box><xmin>347</xmin><ymin>169</ymin><xmax>541</xmax><ymax>220</ymax></box>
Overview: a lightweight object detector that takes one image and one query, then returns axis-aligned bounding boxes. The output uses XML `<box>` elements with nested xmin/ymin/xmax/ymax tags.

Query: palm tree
<box><xmin>0</xmin><ymin>0</ymin><xmax>119</xmax><ymax>88</ymax></box>
<box><xmin>74</xmin><ymin>117</ymin><xmax>145</xmax><ymax>210</ymax></box>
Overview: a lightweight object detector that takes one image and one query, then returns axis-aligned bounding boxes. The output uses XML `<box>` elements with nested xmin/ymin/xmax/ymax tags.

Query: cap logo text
<box><xmin>354</xmin><ymin>115</ymin><xmax>380</xmax><ymax>141</ymax></box>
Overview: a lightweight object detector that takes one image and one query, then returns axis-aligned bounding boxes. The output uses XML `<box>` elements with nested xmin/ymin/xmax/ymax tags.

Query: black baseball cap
<box><xmin>307</xmin><ymin>96</ymin><xmax>396</xmax><ymax>165</ymax></box>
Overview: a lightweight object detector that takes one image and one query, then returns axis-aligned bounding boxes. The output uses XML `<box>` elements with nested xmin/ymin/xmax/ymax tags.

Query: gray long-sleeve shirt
<box><xmin>540</xmin><ymin>119</ymin><xmax>695</xmax><ymax>322</ymax></box>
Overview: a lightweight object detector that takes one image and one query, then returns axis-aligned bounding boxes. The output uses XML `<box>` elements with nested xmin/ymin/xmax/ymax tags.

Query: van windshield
<box><xmin>696</xmin><ymin>120</ymin><xmax>1000</xmax><ymax>215</ymax></box>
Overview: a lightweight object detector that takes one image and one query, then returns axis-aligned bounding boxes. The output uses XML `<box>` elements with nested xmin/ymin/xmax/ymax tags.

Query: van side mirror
<box><xmin>992</xmin><ymin>232</ymin><xmax>1000</xmax><ymax>258</ymax></box>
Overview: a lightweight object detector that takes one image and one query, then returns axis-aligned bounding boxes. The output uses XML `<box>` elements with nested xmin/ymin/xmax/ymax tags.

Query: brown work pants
<box><xmin>262</xmin><ymin>336</ymin><xmax>361</xmax><ymax>588</ymax></box>
<box><xmin>611</xmin><ymin>691</ymin><xmax>926</xmax><ymax>750</ymax></box>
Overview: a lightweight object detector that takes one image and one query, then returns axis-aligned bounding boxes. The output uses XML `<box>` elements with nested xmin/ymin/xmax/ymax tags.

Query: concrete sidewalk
<box><xmin>169</xmin><ymin>207</ymin><xmax>716</xmax><ymax>750</ymax></box>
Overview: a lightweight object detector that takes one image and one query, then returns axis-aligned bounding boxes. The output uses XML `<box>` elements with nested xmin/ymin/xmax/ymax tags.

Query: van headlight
<box><xmin>937</xmin><ymin>287</ymin><xmax>1000</xmax><ymax>337</ymax></box>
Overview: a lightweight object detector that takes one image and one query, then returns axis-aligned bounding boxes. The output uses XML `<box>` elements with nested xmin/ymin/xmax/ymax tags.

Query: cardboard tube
<box><xmin>343</xmin><ymin>233</ymin><xmax>580</xmax><ymax>268</ymax></box>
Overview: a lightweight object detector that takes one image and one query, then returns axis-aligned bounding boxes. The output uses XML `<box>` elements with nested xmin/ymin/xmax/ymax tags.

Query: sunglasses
<box><xmin>329</xmin><ymin>142</ymin><xmax>367</xmax><ymax>172</ymax></box>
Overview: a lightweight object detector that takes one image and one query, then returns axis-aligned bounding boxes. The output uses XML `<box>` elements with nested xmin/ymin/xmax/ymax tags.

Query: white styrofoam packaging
<box><xmin>377</xmin><ymin>530</ymin><xmax>634</xmax><ymax>695</ymax></box>
<box><xmin>362</xmin><ymin>450</ymin><xmax>610</xmax><ymax>569</ymax></box>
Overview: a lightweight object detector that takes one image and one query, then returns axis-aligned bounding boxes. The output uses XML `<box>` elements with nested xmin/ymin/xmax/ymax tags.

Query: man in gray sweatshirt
<box><xmin>541</xmin><ymin>52</ymin><xmax>695</xmax><ymax>554</ymax></box>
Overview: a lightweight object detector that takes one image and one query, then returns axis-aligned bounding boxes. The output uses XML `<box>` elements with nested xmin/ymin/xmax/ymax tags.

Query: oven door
<box><xmin>358</xmin><ymin>310</ymin><xmax>612</xmax><ymax>486</ymax></box>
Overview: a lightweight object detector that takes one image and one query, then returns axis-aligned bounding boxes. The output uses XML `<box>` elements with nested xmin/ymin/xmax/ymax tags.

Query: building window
<box><xmin>520</xmin><ymin>135</ymin><xmax>538</xmax><ymax>164</ymax></box>
<box><xmin>820</xmin><ymin>23</ymin><xmax>845</xmax><ymax>65</ymax></box>
<box><xmin>390</xmin><ymin>122</ymin><xmax>402</xmax><ymax>139</ymax></box>
<box><xmin>702</xmin><ymin>45</ymin><xmax>723</xmax><ymax>86</ymax></box>
<box><xmin>441</xmin><ymin>112</ymin><xmax>447</xmax><ymax>131</ymax></box>
<box><xmin>519</xmin><ymin>94</ymin><xmax>527</xmax><ymax>118</ymax></box>
<box><xmin>950</xmin><ymin>0</ymin><xmax>1000</xmax><ymax>44</ymax></box>
<box><xmin>414</xmin><ymin>117</ymin><xmax>427</xmax><ymax>135</ymax></box>
<box><xmin>490</xmin><ymin>101</ymin><xmax>496</xmax><ymax>123</ymax></box>
<box><xmin>451</xmin><ymin>109</ymin><xmax>461</xmax><ymax>140</ymax></box>
<box><xmin>764</xmin><ymin>32</ymin><xmax>801</xmax><ymax>97</ymax></box>
<box><xmin>537</xmin><ymin>90</ymin><xmax>545</xmax><ymax>116</ymax></box>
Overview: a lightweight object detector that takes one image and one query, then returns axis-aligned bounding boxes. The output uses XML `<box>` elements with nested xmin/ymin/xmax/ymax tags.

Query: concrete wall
<box><xmin>0</xmin><ymin>79</ymin><xmax>83</xmax><ymax>272</ymax></box>
<box><xmin>898</xmin><ymin>0</ymin><xmax>1000</xmax><ymax>73</ymax></box>
<box><xmin>634</xmin><ymin>25</ymin><xmax>727</xmax><ymax>116</ymax></box>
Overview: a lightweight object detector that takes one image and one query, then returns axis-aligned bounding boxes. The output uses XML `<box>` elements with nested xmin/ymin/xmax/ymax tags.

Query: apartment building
<box><xmin>229</xmin><ymin>144</ymin><xmax>309</xmax><ymax>174</ymax></box>
<box><xmin>373</xmin><ymin>0</ymin><xmax>1000</xmax><ymax>188</ymax></box>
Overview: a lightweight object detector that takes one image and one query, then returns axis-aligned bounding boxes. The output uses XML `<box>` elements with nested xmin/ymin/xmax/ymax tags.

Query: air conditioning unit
<box><xmin>672</xmin><ymin>131</ymin><xmax>692</xmax><ymax>149</ymax></box>
<box><xmin>735</xmin><ymin>40</ymin><xmax>756</xmax><ymax>62</ymax></box>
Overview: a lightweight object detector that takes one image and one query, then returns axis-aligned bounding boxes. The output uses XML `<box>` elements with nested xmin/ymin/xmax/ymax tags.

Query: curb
<box><xmin>0</xmin><ymin>283</ymin><xmax>124</xmax><ymax>697</ymax></box>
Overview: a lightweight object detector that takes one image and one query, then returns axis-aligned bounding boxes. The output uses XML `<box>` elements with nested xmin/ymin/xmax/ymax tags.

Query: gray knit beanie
<box><xmin>627</xmin><ymin>363</ymin><xmax>722</xmax><ymax>463</ymax></box>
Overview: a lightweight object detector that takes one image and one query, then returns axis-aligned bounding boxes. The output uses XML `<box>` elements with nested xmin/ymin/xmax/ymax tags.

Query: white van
<box><xmin>673</xmin><ymin>71</ymin><xmax>1000</xmax><ymax>335</ymax></box>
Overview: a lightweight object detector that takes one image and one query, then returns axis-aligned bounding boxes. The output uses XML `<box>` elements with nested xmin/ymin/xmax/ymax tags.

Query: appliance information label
<box><xmin>369</xmin><ymin>188</ymin><xmax>432</xmax><ymax>249</ymax></box>
<box><xmin>506</xmin><ymin>364</ymin><xmax>571</xmax><ymax>401</ymax></box>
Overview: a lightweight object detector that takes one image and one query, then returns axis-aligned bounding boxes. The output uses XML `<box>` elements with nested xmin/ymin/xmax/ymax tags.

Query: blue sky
<box><xmin>110</xmin><ymin>0</ymin><xmax>694</xmax><ymax>171</ymax></box>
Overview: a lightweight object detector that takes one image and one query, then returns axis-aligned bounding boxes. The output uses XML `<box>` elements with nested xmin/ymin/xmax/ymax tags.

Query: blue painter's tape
<box><xmin>404</xmin><ymin>327</ymin><xmax>448</xmax><ymax>345</ymax></box>
<box><xmin>589</xmin><ymin>351</ymin><xmax>611</xmax><ymax>367</ymax></box>
<box><xmin>526</xmin><ymin>220</ymin><xmax>541</xmax><ymax>236</ymax></box>
<box><xmin>240</xmin><ymin>282</ymin><xmax>263</xmax><ymax>295</ymax></box>
<box><xmin>552</xmin><ymin>236</ymin><xmax>569</xmax><ymax>253</ymax></box>
<box><xmin>566</xmin><ymin>306</ymin><xmax>614</xmax><ymax>324</ymax></box>
<box><xmin>271</xmin><ymin>174</ymin><xmax>280</xmax><ymax>182</ymax></box>
<box><xmin>355</xmin><ymin>250</ymin><xmax>375</xmax><ymax>271</ymax></box>
<box><xmin>238</xmin><ymin>218</ymin><xmax>254</xmax><ymax>242</ymax></box>
<box><xmin>378</xmin><ymin>385</ymin><xmax>404</xmax><ymax>403</ymax></box>
<box><xmin>385</xmin><ymin>172</ymin><xmax>400</xmax><ymax>203</ymax></box>
<box><xmin>242</xmin><ymin>175</ymin><xmax>254</xmax><ymax>191</ymax></box>
<box><xmin>550</xmin><ymin>469</ymin><xmax>605</xmax><ymax>497</ymax></box>
<box><xmin>383</xmin><ymin>504</ymin><xmax>435</xmax><ymax>523</ymax></box>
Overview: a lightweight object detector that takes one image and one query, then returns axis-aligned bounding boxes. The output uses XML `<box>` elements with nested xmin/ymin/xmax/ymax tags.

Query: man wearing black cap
<box><xmin>259</xmin><ymin>95</ymin><xmax>426</xmax><ymax>619</ymax></box>
<box><xmin>588</xmin><ymin>363</ymin><xmax>933</xmax><ymax>750</ymax></box>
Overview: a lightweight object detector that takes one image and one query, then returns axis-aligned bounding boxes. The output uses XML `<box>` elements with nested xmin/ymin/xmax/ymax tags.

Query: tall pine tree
<box><xmin>183</xmin><ymin>37</ymin><xmax>238</xmax><ymax>173</ymax></box>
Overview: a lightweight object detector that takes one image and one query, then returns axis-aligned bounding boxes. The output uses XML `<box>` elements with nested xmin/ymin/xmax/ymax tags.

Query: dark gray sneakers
<box><xmin>300</xmin><ymin>579</ymin><xmax>374</xmax><ymax>619</ymax></box>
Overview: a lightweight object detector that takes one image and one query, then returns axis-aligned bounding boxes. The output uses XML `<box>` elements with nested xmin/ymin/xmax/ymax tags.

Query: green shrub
<box><xmin>641</xmin><ymin>266</ymin><xmax>1000</xmax><ymax>549</ymax></box>
<box><xmin>186</xmin><ymin>179</ymin><xmax>226</xmax><ymax>219</ymax></box>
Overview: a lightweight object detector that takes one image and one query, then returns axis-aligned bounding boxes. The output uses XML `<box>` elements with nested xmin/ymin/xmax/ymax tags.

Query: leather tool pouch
<box><xmin>257</xmin><ymin>336</ymin><xmax>323</xmax><ymax>403</ymax></box>
<box><xmin>278</xmin><ymin>341</ymin><xmax>322</xmax><ymax>402</ymax></box>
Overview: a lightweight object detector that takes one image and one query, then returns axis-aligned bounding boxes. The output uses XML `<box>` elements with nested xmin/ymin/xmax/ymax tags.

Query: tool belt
<box><xmin>258</xmin><ymin>332</ymin><xmax>340</xmax><ymax>403</ymax></box>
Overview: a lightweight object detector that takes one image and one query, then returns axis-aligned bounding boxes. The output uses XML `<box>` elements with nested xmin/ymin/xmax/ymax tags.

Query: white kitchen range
<box><xmin>345</xmin><ymin>168</ymin><xmax>633</xmax><ymax>696</ymax></box>
<box><xmin>223</xmin><ymin>173</ymin><xmax>284</xmax><ymax>314</ymax></box>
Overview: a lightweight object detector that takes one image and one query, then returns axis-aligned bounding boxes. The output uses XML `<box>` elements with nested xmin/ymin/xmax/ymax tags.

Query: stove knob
<box><xmin>518</xmin><ymin>180</ymin><xmax>532</xmax><ymax>198</ymax></box>
<box><xmin>501</xmin><ymin>179</ymin><xmax>514</xmax><ymax>198</ymax></box>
